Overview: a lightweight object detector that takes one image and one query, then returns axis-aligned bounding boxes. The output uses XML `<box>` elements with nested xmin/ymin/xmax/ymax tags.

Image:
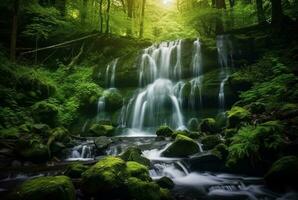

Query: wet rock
<box><xmin>156</xmin><ymin>176</ymin><xmax>175</xmax><ymax>189</ymax></box>
<box><xmin>87</xmin><ymin>124</ymin><xmax>115</xmax><ymax>137</ymax></box>
<box><xmin>126</xmin><ymin>161</ymin><xmax>151</xmax><ymax>181</ymax></box>
<box><xmin>64</xmin><ymin>163</ymin><xmax>89</xmax><ymax>178</ymax></box>
<box><xmin>12</xmin><ymin>176</ymin><xmax>75</xmax><ymax>200</ymax></box>
<box><xmin>201</xmin><ymin>135</ymin><xmax>222</xmax><ymax>150</ymax></box>
<box><xmin>199</xmin><ymin>118</ymin><xmax>218</xmax><ymax>134</ymax></box>
<box><xmin>94</xmin><ymin>136</ymin><xmax>113</xmax><ymax>152</ymax></box>
<box><xmin>156</xmin><ymin>126</ymin><xmax>174</xmax><ymax>138</ymax></box>
<box><xmin>162</xmin><ymin>135</ymin><xmax>200</xmax><ymax>157</ymax></box>
<box><xmin>120</xmin><ymin>147</ymin><xmax>150</xmax><ymax>167</ymax></box>
<box><xmin>265</xmin><ymin>156</ymin><xmax>298</xmax><ymax>192</ymax></box>
<box><xmin>188</xmin><ymin>152</ymin><xmax>227</xmax><ymax>172</ymax></box>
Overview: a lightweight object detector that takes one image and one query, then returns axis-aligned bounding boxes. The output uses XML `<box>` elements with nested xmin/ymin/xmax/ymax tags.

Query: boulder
<box><xmin>103</xmin><ymin>89</ymin><xmax>123</xmax><ymax>112</ymax></box>
<box><xmin>126</xmin><ymin>161</ymin><xmax>151</xmax><ymax>181</ymax></box>
<box><xmin>94</xmin><ymin>136</ymin><xmax>113</xmax><ymax>151</ymax></box>
<box><xmin>227</xmin><ymin>106</ymin><xmax>251</xmax><ymax>128</ymax></box>
<box><xmin>162</xmin><ymin>135</ymin><xmax>200</xmax><ymax>157</ymax></box>
<box><xmin>120</xmin><ymin>147</ymin><xmax>150</xmax><ymax>167</ymax></box>
<box><xmin>265</xmin><ymin>156</ymin><xmax>298</xmax><ymax>192</ymax></box>
<box><xmin>187</xmin><ymin>118</ymin><xmax>199</xmax><ymax>132</ymax></box>
<box><xmin>12</xmin><ymin>176</ymin><xmax>75</xmax><ymax>200</ymax></box>
<box><xmin>81</xmin><ymin>156</ymin><xmax>127</xmax><ymax>197</ymax></box>
<box><xmin>155</xmin><ymin>176</ymin><xmax>174</xmax><ymax>189</ymax></box>
<box><xmin>201</xmin><ymin>135</ymin><xmax>222</xmax><ymax>150</ymax></box>
<box><xmin>199</xmin><ymin>118</ymin><xmax>217</xmax><ymax>134</ymax></box>
<box><xmin>64</xmin><ymin>163</ymin><xmax>89</xmax><ymax>178</ymax></box>
<box><xmin>87</xmin><ymin>124</ymin><xmax>115</xmax><ymax>137</ymax></box>
<box><xmin>156</xmin><ymin>126</ymin><xmax>173</xmax><ymax>137</ymax></box>
<box><xmin>188</xmin><ymin>152</ymin><xmax>227</xmax><ymax>172</ymax></box>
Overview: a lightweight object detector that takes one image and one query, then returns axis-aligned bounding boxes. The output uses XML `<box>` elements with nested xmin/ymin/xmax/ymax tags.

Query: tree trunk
<box><xmin>126</xmin><ymin>0</ymin><xmax>133</xmax><ymax>35</ymax></box>
<box><xmin>81</xmin><ymin>0</ymin><xmax>88</xmax><ymax>24</ymax></box>
<box><xmin>139</xmin><ymin>0</ymin><xmax>146</xmax><ymax>38</ymax></box>
<box><xmin>229</xmin><ymin>0</ymin><xmax>234</xmax><ymax>8</ymax></box>
<box><xmin>99</xmin><ymin>0</ymin><xmax>103</xmax><ymax>33</ymax></box>
<box><xmin>256</xmin><ymin>0</ymin><xmax>266</xmax><ymax>24</ymax></box>
<box><xmin>10</xmin><ymin>0</ymin><xmax>20</xmax><ymax>62</ymax></box>
<box><xmin>271</xmin><ymin>0</ymin><xmax>282</xmax><ymax>26</ymax></box>
<box><xmin>105</xmin><ymin>0</ymin><xmax>111</xmax><ymax>34</ymax></box>
<box><xmin>215</xmin><ymin>0</ymin><xmax>226</xmax><ymax>9</ymax></box>
<box><xmin>215</xmin><ymin>0</ymin><xmax>225</xmax><ymax>34</ymax></box>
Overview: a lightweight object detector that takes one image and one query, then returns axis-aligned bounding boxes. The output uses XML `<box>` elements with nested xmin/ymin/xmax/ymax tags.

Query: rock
<box><xmin>125</xmin><ymin>177</ymin><xmax>161</xmax><ymax>200</ymax></box>
<box><xmin>81</xmin><ymin>156</ymin><xmax>127</xmax><ymax>197</ymax></box>
<box><xmin>211</xmin><ymin>144</ymin><xmax>228</xmax><ymax>160</ymax></box>
<box><xmin>47</xmin><ymin>127</ymin><xmax>71</xmax><ymax>154</ymax></box>
<box><xmin>187</xmin><ymin>118</ymin><xmax>199</xmax><ymax>132</ymax></box>
<box><xmin>265</xmin><ymin>156</ymin><xmax>298</xmax><ymax>192</ymax></box>
<box><xmin>16</xmin><ymin>137</ymin><xmax>49</xmax><ymax>162</ymax></box>
<box><xmin>155</xmin><ymin>176</ymin><xmax>174</xmax><ymax>189</ymax></box>
<box><xmin>159</xmin><ymin>188</ymin><xmax>174</xmax><ymax>200</ymax></box>
<box><xmin>103</xmin><ymin>89</ymin><xmax>123</xmax><ymax>112</ymax></box>
<box><xmin>120</xmin><ymin>147</ymin><xmax>150</xmax><ymax>167</ymax></box>
<box><xmin>94</xmin><ymin>136</ymin><xmax>113</xmax><ymax>151</ymax></box>
<box><xmin>188</xmin><ymin>152</ymin><xmax>227</xmax><ymax>172</ymax></box>
<box><xmin>228</xmin><ymin>72</ymin><xmax>253</xmax><ymax>92</ymax></box>
<box><xmin>227</xmin><ymin>106</ymin><xmax>251</xmax><ymax>128</ymax></box>
<box><xmin>32</xmin><ymin>101</ymin><xmax>59</xmax><ymax>126</ymax></box>
<box><xmin>126</xmin><ymin>161</ymin><xmax>151</xmax><ymax>181</ymax></box>
<box><xmin>64</xmin><ymin>163</ymin><xmax>89</xmax><ymax>178</ymax></box>
<box><xmin>171</xmin><ymin>130</ymin><xmax>189</xmax><ymax>139</ymax></box>
<box><xmin>199</xmin><ymin>118</ymin><xmax>218</xmax><ymax>134</ymax></box>
<box><xmin>156</xmin><ymin>126</ymin><xmax>173</xmax><ymax>137</ymax></box>
<box><xmin>201</xmin><ymin>135</ymin><xmax>222</xmax><ymax>150</ymax></box>
<box><xmin>162</xmin><ymin>135</ymin><xmax>200</xmax><ymax>157</ymax></box>
<box><xmin>87</xmin><ymin>124</ymin><xmax>115</xmax><ymax>137</ymax></box>
<box><xmin>12</xmin><ymin>176</ymin><xmax>75</xmax><ymax>200</ymax></box>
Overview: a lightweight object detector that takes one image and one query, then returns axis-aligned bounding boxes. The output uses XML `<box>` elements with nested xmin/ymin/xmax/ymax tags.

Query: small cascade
<box><xmin>189</xmin><ymin>76</ymin><xmax>203</xmax><ymax>109</ymax></box>
<box><xmin>173</xmin><ymin>81</ymin><xmax>186</xmax><ymax>106</ymax></box>
<box><xmin>217</xmin><ymin>35</ymin><xmax>233</xmax><ymax>111</ymax></box>
<box><xmin>96</xmin><ymin>96</ymin><xmax>106</xmax><ymax>121</ymax></box>
<box><xmin>66</xmin><ymin>142</ymin><xmax>94</xmax><ymax>161</ymax></box>
<box><xmin>81</xmin><ymin>120</ymin><xmax>89</xmax><ymax>133</ymax></box>
<box><xmin>192</xmin><ymin>39</ymin><xmax>203</xmax><ymax>77</ymax></box>
<box><xmin>105</xmin><ymin>58</ymin><xmax>119</xmax><ymax>88</ymax></box>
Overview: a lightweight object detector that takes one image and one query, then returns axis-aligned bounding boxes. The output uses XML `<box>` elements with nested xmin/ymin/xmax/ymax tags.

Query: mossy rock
<box><xmin>159</xmin><ymin>188</ymin><xmax>174</xmax><ymax>200</ymax></box>
<box><xmin>120</xmin><ymin>147</ymin><xmax>150</xmax><ymax>167</ymax></box>
<box><xmin>187</xmin><ymin>118</ymin><xmax>199</xmax><ymax>131</ymax></box>
<box><xmin>126</xmin><ymin>161</ymin><xmax>151</xmax><ymax>181</ymax></box>
<box><xmin>87</xmin><ymin>124</ymin><xmax>115</xmax><ymax>137</ymax></box>
<box><xmin>227</xmin><ymin>106</ymin><xmax>251</xmax><ymax>128</ymax></box>
<box><xmin>171</xmin><ymin>130</ymin><xmax>189</xmax><ymax>139</ymax></box>
<box><xmin>155</xmin><ymin>176</ymin><xmax>174</xmax><ymax>189</ymax></box>
<box><xmin>162</xmin><ymin>135</ymin><xmax>200</xmax><ymax>157</ymax></box>
<box><xmin>12</xmin><ymin>176</ymin><xmax>75</xmax><ymax>200</ymax></box>
<box><xmin>32</xmin><ymin>101</ymin><xmax>59</xmax><ymax>126</ymax></box>
<box><xmin>16</xmin><ymin>137</ymin><xmax>49</xmax><ymax>162</ymax></box>
<box><xmin>125</xmin><ymin>177</ymin><xmax>161</xmax><ymax>200</ymax></box>
<box><xmin>94</xmin><ymin>136</ymin><xmax>113</xmax><ymax>151</ymax></box>
<box><xmin>81</xmin><ymin>156</ymin><xmax>127</xmax><ymax>197</ymax></box>
<box><xmin>156</xmin><ymin>126</ymin><xmax>174</xmax><ymax>137</ymax></box>
<box><xmin>103</xmin><ymin>89</ymin><xmax>123</xmax><ymax>112</ymax></box>
<box><xmin>211</xmin><ymin>144</ymin><xmax>229</xmax><ymax>160</ymax></box>
<box><xmin>199</xmin><ymin>118</ymin><xmax>218</xmax><ymax>134</ymax></box>
<box><xmin>265</xmin><ymin>156</ymin><xmax>298</xmax><ymax>192</ymax></box>
<box><xmin>201</xmin><ymin>135</ymin><xmax>222</xmax><ymax>150</ymax></box>
<box><xmin>64</xmin><ymin>163</ymin><xmax>89</xmax><ymax>178</ymax></box>
<box><xmin>0</xmin><ymin>127</ymin><xmax>19</xmax><ymax>139</ymax></box>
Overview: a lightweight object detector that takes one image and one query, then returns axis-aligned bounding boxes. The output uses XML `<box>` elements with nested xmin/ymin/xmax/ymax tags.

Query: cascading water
<box><xmin>105</xmin><ymin>58</ymin><xmax>119</xmax><ymax>88</ymax></box>
<box><xmin>217</xmin><ymin>35</ymin><xmax>233</xmax><ymax>111</ymax></box>
<box><xmin>66</xmin><ymin>141</ymin><xmax>94</xmax><ymax>161</ymax></box>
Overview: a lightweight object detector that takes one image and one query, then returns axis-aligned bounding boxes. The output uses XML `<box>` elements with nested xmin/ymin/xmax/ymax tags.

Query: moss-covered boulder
<box><xmin>120</xmin><ymin>147</ymin><xmax>150</xmax><ymax>167</ymax></box>
<box><xmin>162</xmin><ymin>135</ymin><xmax>200</xmax><ymax>157</ymax></box>
<box><xmin>201</xmin><ymin>135</ymin><xmax>222</xmax><ymax>150</ymax></box>
<box><xmin>32</xmin><ymin>101</ymin><xmax>59</xmax><ymax>126</ymax></box>
<box><xmin>211</xmin><ymin>144</ymin><xmax>229</xmax><ymax>160</ymax></box>
<box><xmin>87</xmin><ymin>124</ymin><xmax>115</xmax><ymax>137</ymax></box>
<box><xmin>47</xmin><ymin>127</ymin><xmax>71</xmax><ymax>154</ymax></box>
<box><xmin>81</xmin><ymin>156</ymin><xmax>127</xmax><ymax>197</ymax></box>
<box><xmin>103</xmin><ymin>89</ymin><xmax>123</xmax><ymax>112</ymax></box>
<box><xmin>13</xmin><ymin>176</ymin><xmax>75</xmax><ymax>200</ymax></box>
<box><xmin>16</xmin><ymin>137</ymin><xmax>49</xmax><ymax>162</ymax></box>
<box><xmin>199</xmin><ymin>118</ymin><xmax>218</xmax><ymax>134</ymax></box>
<box><xmin>156</xmin><ymin>126</ymin><xmax>173</xmax><ymax>137</ymax></box>
<box><xmin>94</xmin><ymin>136</ymin><xmax>113</xmax><ymax>151</ymax></box>
<box><xmin>155</xmin><ymin>176</ymin><xmax>174</xmax><ymax>189</ymax></box>
<box><xmin>187</xmin><ymin>118</ymin><xmax>199</xmax><ymax>131</ymax></box>
<box><xmin>126</xmin><ymin>161</ymin><xmax>151</xmax><ymax>181</ymax></box>
<box><xmin>227</xmin><ymin>106</ymin><xmax>251</xmax><ymax>128</ymax></box>
<box><xmin>64</xmin><ymin>163</ymin><xmax>89</xmax><ymax>178</ymax></box>
<box><xmin>265</xmin><ymin>156</ymin><xmax>298</xmax><ymax>192</ymax></box>
<box><xmin>125</xmin><ymin>177</ymin><xmax>161</xmax><ymax>200</ymax></box>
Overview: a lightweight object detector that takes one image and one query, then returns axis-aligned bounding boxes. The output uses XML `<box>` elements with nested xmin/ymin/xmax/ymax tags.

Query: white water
<box><xmin>105</xmin><ymin>58</ymin><xmax>119</xmax><ymax>88</ymax></box>
<box><xmin>66</xmin><ymin>142</ymin><xmax>94</xmax><ymax>161</ymax></box>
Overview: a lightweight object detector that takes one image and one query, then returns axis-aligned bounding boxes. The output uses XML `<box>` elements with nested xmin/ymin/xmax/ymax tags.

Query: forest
<box><xmin>0</xmin><ymin>0</ymin><xmax>297</xmax><ymax>199</ymax></box>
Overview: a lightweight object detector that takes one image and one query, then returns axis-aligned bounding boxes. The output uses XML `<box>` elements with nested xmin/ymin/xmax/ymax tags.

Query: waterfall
<box><xmin>192</xmin><ymin>39</ymin><xmax>202</xmax><ymax>77</ymax></box>
<box><xmin>217</xmin><ymin>35</ymin><xmax>233</xmax><ymax>111</ymax></box>
<box><xmin>105</xmin><ymin>58</ymin><xmax>119</xmax><ymax>88</ymax></box>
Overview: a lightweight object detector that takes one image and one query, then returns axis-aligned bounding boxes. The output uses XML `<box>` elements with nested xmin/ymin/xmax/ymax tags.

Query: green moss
<box><xmin>13</xmin><ymin>176</ymin><xmax>75</xmax><ymax>200</ymax></box>
<box><xmin>156</xmin><ymin>177</ymin><xmax>174</xmax><ymax>189</ymax></box>
<box><xmin>126</xmin><ymin>177</ymin><xmax>161</xmax><ymax>200</ymax></box>
<box><xmin>247</xmin><ymin>102</ymin><xmax>266</xmax><ymax>114</ymax></box>
<box><xmin>156</xmin><ymin>126</ymin><xmax>174</xmax><ymax>137</ymax></box>
<box><xmin>159</xmin><ymin>188</ymin><xmax>174</xmax><ymax>200</ymax></box>
<box><xmin>103</xmin><ymin>89</ymin><xmax>123</xmax><ymax>112</ymax></box>
<box><xmin>201</xmin><ymin>135</ymin><xmax>222</xmax><ymax>150</ymax></box>
<box><xmin>86</xmin><ymin>124</ymin><xmax>115</xmax><ymax>137</ymax></box>
<box><xmin>265</xmin><ymin>156</ymin><xmax>298</xmax><ymax>192</ymax></box>
<box><xmin>211</xmin><ymin>144</ymin><xmax>228</xmax><ymax>160</ymax></box>
<box><xmin>227</xmin><ymin>106</ymin><xmax>251</xmax><ymax>128</ymax></box>
<box><xmin>120</xmin><ymin>147</ymin><xmax>150</xmax><ymax>167</ymax></box>
<box><xmin>64</xmin><ymin>163</ymin><xmax>89</xmax><ymax>178</ymax></box>
<box><xmin>199</xmin><ymin>118</ymin><xmax>217</xmax><ymax>134</ymax></box>
<box><xmin>171</xmin><ymin>130</ymin><xmax>189</xmax><ymax>139</ymax></box>
<box><xmin>126</xmin><ymin>161</ymin><xmax>151</xmax><ymax>181</ymax></box>
<box><xmin>81</xmin><ymin>156</ymin><xmax>127</xmax><ymax>196</ymax></box>
<box><xmin>0</xmin><ymin>127</ymin><xmax>19</xmax><ymax>139</ymax></box>
<box><xmin>162</xmin><ymin>135</ymin><xmax>200</xmax><ymax>157</ymax></box>
<box><xmin>32</xmin><ymin>101</ymin><xmax>59</xmax><ymax>126</ymax></box>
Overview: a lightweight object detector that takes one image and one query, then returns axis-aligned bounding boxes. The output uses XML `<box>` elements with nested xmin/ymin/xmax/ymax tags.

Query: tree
<box><xmin>105</xmin><ymin>0</ymin><xmax>111</xmax><ymax>34</ymax></box>
<box><xmin>81</xmin><ymin>0</ymin><xmax>88</xmax><ymax>24</ymax></box>
<box><xmin>10</xmin><ymin>0</ymin><xmax>20</xmax><ymax>61</ymax></box>
<box><xmin>256</xmin><ymin>0</ymin><xmax>266</xmax><ymax>24</ymax></box>
<box><xmin>271</xmin><ymin>0</ymin><xmax>283</xmax><ymax>26</ymax></box>
<box><xmin>139</xmin><ymin>0</ymin><xmax>146</xmax><ymax>38</ymax></box>
<box><xmin>99</xmin><ymin>0</ymin><xmax>103</xmax><ymax>33</ymax></box>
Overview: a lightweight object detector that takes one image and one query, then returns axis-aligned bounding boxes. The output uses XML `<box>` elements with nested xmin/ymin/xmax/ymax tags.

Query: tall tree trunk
<box><xmin>215</xmin><ymin>0</ymin><xmax>226</xmax><ymax>9</ymax></box>
<box><xmin>215</xmin><ymin>0</ymin><xmax>225</xmax><ymax>34</ymax></box>
<box><xmin>105</xmin><ymin>0</ymin><xmax>111</xmax><ymax>34</ymax></box>
<box><xmin>271</xmin><ymin>0</ymin><xmax>283</xmax><ymax>26</ymax></box>
<box><xmin>81</xmin><ymin>0</ymin><xmax>88</xmax><ymax>24</ymax></box>
<box><xmin>229</xmin><ymin>0</ymin><xmax>234</xmax><ymax>8</ymax></box>
<box><xmin>99</xmin><ymin>0</ymin><xmax>103</xmax><ymax>33</ymax></box>
<box><xmin>139</xmin><ymin>0</ymin><xmax>146</xmax><ymax>38</ymax></box>
<box><xmin>256</xmin><ymin>0</ymin><xmax>266</xmax><ymax>24</ymax></box>
<box><xmin>10</xmin><ymin>0</ymin><xmax>20</xmax><ymax>62</ymax></box>
<box><xmin>126</xmin><ymin>0</ymin><xmax>133</xmax><ymax>35</ymax></box>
